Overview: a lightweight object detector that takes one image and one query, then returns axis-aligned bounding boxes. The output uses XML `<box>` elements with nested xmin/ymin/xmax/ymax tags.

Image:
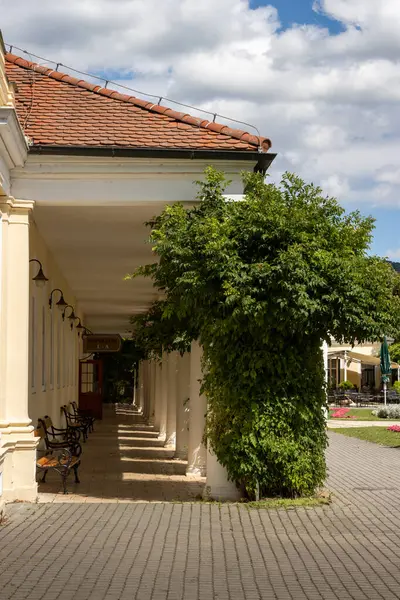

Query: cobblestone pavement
<box><xmin>2</xmin><ymin>425</ymin><xmax>400</xmax><ymax>598</ymax></box>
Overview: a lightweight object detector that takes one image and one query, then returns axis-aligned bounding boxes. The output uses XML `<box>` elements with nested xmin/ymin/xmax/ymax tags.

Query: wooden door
<box><xmin>79</xmin><ymin>359</ymin><xmax>103</xmax><ymax>419</ymax></box>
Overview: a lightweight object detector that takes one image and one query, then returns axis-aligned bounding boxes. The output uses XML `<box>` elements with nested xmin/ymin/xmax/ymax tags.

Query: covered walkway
<box><xmin>37</xmin><ymin>404</ymin><xmax>205</xmax><ymax>503</ymax></box>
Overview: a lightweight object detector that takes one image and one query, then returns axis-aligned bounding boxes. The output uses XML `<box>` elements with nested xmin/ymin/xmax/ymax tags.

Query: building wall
<box><xmin>28</xmin><ymin>219</ymin><xmax>83</xmax><ymax>428</ymax></box>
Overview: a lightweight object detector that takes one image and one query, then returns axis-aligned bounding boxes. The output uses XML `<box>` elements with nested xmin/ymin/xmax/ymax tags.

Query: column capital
<box><xmin>0</xmin><ymin>196</ymin><xmax>34</xmax><ymax>214</ymax></box>
<box><xmin>0</xmin><ymin>197</ymin><xmax>34</xmax><ymax>224</ymax></box>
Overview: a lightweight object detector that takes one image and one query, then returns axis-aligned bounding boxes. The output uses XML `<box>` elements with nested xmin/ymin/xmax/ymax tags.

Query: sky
<box><xmin>1</xmin><ymin>0</ymin><xmax>399</xmax><ymax>258</ymax></box>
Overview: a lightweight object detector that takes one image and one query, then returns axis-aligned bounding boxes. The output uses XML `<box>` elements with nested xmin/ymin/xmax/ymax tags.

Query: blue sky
<box><xmin>250</xmin><ymin>0</ymin><xmax>344</xmax><ymax>34</ymax></box>
<box><xmin>363</xmin><ymin>208</ymin><xmax>399</xmax><ymax>258</ymax></box>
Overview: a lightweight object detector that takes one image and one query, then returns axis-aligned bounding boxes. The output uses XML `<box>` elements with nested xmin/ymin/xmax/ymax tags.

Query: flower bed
<box><xmin>330</xmin><ymin>408</ymin><xmax>356</xmax><ymax>419</ymax></box>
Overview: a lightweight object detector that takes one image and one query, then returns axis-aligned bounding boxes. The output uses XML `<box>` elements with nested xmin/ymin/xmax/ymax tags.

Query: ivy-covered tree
<box><xmin>131</xmin><ymin>168</ymin><xmax>400</xmax><ymax>498</ymax></box>
<box><xmin>389</xmin><ymin>342</ymin><xmax>400</xmax><ymax>364</ymax></box>
<box><xmin>130</xmin><ymin>300</ymin><xmax>194</xmax><ymax>359</ymax></box>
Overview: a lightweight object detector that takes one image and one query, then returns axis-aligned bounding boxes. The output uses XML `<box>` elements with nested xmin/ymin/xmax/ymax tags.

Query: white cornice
<box><xmin>0</xmin><ymin>107</ymin><xmax>28</xmax><ymax>168</ymax></box>
<box><xmin>13</xmin><ymin>154</ymin><xmax>255</xmax><ymax>178</ymax></box>
<box><xmin>10</xmin><ymin>153</ymin><xmax>249</xmax><ymax>206</ymax></box>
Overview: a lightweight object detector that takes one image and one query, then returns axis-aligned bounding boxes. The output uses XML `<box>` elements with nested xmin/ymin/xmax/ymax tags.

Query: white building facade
<box><xmin>0</xmin><ymin>37</ymin><xmax>275</xmax><ymax>514</ymax></box>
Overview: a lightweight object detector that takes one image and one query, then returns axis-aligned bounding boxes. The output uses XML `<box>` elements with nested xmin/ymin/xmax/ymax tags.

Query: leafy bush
<box><xmin>338</xmin><ymin>380</ymin><xmax>355</xmax><ymax>390</ymax></box>
<box><xmin>389</xmin><ymin>342</ymin><xmax>400</xmax><ymax>364</ymax></box>
<box><xmin>372</xmin><ymin>405</ymin><xmax>400</xmax><ymax>419</ymax></box>
<box><xmin>131</xmin><ymin>169</ymin><xmax>400</xmax><ymax>498</ymax></box>
<box><xmin>393</xmin><ymin>381</ymin><xmax>400</xmax><ymax>394</ymax></box>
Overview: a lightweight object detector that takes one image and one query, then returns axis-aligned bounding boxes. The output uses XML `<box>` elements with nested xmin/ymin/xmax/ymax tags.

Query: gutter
<box><xmin>29</xmin><ymin>144</ymin><xmax>277</xmax><ymax>173</ymax></box>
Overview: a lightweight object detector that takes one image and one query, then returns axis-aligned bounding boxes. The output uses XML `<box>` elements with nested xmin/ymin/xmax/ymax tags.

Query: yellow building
<box><xmin>327</xmin><ymin>340</ymin><xmax>400</xmax><ymax>391</ymax></box>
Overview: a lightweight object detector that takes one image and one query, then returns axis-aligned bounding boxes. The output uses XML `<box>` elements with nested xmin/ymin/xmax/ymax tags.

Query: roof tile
<box><xmin>5</xmin><ymin>52</ymin><xmax>272</xmax><ymax>153</ymax></box>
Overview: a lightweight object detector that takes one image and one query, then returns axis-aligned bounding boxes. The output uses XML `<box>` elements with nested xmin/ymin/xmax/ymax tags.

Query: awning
<box><xmin>328</xmin><ymin>349</ymin><xmax>400</xmax><ymax>369</ymax></box>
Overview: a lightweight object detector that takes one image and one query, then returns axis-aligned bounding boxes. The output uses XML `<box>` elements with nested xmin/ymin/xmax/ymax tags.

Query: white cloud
<box><xmin>386</xmin><ymin>248</ymin><xmax>400</xmax><ymax>260</ymax></box>
<box><xmin>3</xmin><ymin>0</ymin><xmax>400</xmax><ymax>207</ymax></box>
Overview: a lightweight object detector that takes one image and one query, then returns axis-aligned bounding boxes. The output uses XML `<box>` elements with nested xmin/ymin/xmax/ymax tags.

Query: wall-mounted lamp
<box><xmin>74</xmin><ymin>317</ymin><xmax>85</xmax><ymax>337</ymax></box>
<box><xmin>29</xmin><ymin>259</ymin><xmax>48</xmax><ymax>288</ymax></box>
<box><xmin>62</xmin><ymin>305</ymin><xmax>76</xmax><ymax>325</ymax></box>
<box><xmin>49</xmin><ymin>288</ymin><xmax>68</xmax><ymax>311</ymax></box>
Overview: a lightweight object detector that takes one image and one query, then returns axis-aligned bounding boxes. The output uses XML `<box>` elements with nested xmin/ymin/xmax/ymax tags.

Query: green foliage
<box><xmin>131</xmin><ymin>167</ymin><xmax>400</xmax><ymax>498</ymax></box>
<box><xmin>130</xmin><ymin>301</ymin><xmax>195</xmax><ymax>359</ymax></box>
<box><xmin>389</xmin><ymin>342</ymin><xmax>400</xmax><ymax>364</ymax></box>
<box><xmin>338</xmin><ymin>380</ymin><xmax>355</xmax><ymax>390</ymax></box>
<box><xmin>393</xmin><ymin>381</ymin><xmax>400</xmax><ymax>394</ymax></box>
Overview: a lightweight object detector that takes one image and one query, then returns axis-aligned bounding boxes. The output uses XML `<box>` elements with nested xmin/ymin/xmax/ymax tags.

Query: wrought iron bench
<box><xmin>71</xmin><ymin>401</ymin><xmax>95</xmax><ymax>432</ymax></box>
<box><xmin>61</xmin><ymin>404</ymin><xmax>90</xmax><ymax>442</ymax></box>
<box><xmin>35</xmin><ymin>421</ymin><xmax>82</xmax><ymax>494</ymax></box>
<box><xmin>38</xmin><ymin>416</ymin><xmax>81</xmax><ymax>449</ymax></box>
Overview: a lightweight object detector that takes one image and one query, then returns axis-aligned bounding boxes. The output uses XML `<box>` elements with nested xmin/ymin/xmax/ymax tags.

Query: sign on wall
<box><xmin>83</xmin><ymin>334</ymin><xmax>122</xmax><ymax>354</ymax></box>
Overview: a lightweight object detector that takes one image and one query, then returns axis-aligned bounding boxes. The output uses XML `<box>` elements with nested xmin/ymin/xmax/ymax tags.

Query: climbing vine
<box><xmin>130</xmin><ymin>167</ymin><xmax>400</xmax><ymax>498</ymax></box>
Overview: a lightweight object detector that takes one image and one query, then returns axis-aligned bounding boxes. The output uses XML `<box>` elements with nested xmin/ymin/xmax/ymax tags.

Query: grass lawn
<box><xmin>330</xmin><ymin>427</ymin><xmax>400</xmax><ymax>447</ymax></box>
<box><xmin>245</xmin><ymin>494</ymin><xmax>331</xmax><ymax>509</ymax></box>
<box><xmin>329</xmin><ymin>408</ymin><xmax>399</xmax><ymax>421</ymax></box>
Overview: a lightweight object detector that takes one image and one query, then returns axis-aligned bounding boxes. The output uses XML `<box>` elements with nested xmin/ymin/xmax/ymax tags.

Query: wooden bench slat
<box><xmin>37</xmin><ymin>456</ymin><xmax>80</xmax><ymax>469</ymax></box>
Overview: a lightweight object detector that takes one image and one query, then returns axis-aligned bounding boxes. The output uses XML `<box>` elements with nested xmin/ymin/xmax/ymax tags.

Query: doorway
<box><xmin>79</xmin><ymin>359</ymin><xmax>104</xmax><ymax>419</ymax></box>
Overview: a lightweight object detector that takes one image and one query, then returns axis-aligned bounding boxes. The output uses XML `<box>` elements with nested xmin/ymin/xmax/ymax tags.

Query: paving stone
<box><xmin>4</xmin><ymin>414</ymin><xmax>400</xmax><ymax>598</ymax></box>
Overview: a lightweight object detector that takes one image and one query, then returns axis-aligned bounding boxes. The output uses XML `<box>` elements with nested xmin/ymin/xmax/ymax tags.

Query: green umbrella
<box><xmin>380</xmin><ymin>336</ymin><xmax>391</xmax><ymax>378</ymax></box>
<box><xmin>380</xmin><ymin>336</ymin><xmax>391</xmax><ymax>405</ymax></box>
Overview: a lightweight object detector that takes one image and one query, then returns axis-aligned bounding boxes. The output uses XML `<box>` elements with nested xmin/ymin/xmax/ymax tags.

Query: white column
<box><xmin>0</xmin><ymin>197</ymin><xmax>38</xmax><ymax>502</ymax></box>
<box><xmin>343</xmin><ymin>351</ymin><xmax>348</xmax><ymax>381</ymax></box>
<box><xmin>142</xmin><ymin>360</ymin><xmax>150</xmax><ymax>420</ymax></box>
<box><xmin>204</xmin><ymin>444</ymin><xmax>242</xmax><ymax>501</ymax></box>
<box><xmin>322</xmin><ymin>340</ymin><xmax>329</xmax><ymax>421</ymax></box>
<box><xmin>137</xmin><ymin>362</ymin><xmax>145</xmax><ymax>413</ymax></box>
<box><xmin>153</xmin><ymin>360</ymin><xmax>162</xmax><ymax>430</ymax></box>
<box><xmin>186</xmin><ymin>341</ymin><xmax>207</xmax><ymax>476</ymax></box>
<box><xmin>154</xmin><ymin>355</ymin><xmax>167</xmax><ymax>438</ymax></box>
<box><xmin>159</xmin><ymin>352</ymin><xmax>168</xmax><ymax>439</ymax></box>
<box><xmin>175</xmin><ymin>352</ymin><xmax>190</xmax><ymax>459</ymax></box>
<box><xmin>165</xmin><ymin>351</ymin><xmax>178</xmax><ymax>448</ymax></box>
<box><xmin>147</xmin><ymin>360</ymin><xmax>156</xmax><ymax>424</ymax></box>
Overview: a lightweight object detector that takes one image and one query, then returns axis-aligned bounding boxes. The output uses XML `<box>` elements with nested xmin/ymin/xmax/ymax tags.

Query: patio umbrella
<box><xmin>380</xmin><ymin>336</ymin><xmax>391</xmax><ymax>405</ymax></box>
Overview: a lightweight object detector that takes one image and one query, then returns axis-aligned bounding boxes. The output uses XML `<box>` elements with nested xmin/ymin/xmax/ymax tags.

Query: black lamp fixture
<box><xmin>49</xmin><ymin>288</ymin><xmax>68</xmax><ymax>311</ymax></box>
<box><xmin>29</xmin><ymin>259</ymin><xmax>48</xmax><ymax>288</ymax></box>
<box><xmin>74</xmin><ymin>317</ymin><xmax>85</xmax><ymax>337</ymax></box>
<box><xmin>62</xmin><ymin>305</ymin><xmax>76</xmax><ymax>324</ymax></box>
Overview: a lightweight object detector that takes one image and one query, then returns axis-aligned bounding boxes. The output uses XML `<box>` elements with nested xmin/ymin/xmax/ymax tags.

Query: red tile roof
<box><xmin>5</xmin><ymin>53</ymin><xmax>271</xmax><ymax>153</ymax></box>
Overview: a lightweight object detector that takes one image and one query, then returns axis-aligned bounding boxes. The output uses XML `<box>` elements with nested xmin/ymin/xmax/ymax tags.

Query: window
<box><xmin>65</xmin><ymin>326</ymin><xmax>70</xmax><ymax>387</ymax></box>
<box><xmin>328</xmin><ymin>358</ymin><xmax>339</xmax><ymax>388</ymax></box>
<box><xmin>57</xmin><ymin>316</ymin><xmax>62</xmax><ymax>388</ymax></box>
<box><xmin>41</xmin><ymin>306</ymin><xmax>46</xmax><ymax>390</ymax></box>
<box><xmin>49</xmin><ymin>310</ymin><xmax>54</xmax><ymax>389</ymax></box>
<box><xmin>30</xmin><ymin>296</ymin><xmax>36</xmax><ymax>391</ymax></box>
<box><xmin>361</xmin><ymin>365</ymin><xmax>375</xmax><ymax>390</ymax></box>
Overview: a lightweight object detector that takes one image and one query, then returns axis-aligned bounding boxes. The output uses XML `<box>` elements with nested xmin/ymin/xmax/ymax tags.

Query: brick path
<box><xmin>2</xmin><ymin>417</ymin><xmax>400</xmax><ymax>598</ymax></box>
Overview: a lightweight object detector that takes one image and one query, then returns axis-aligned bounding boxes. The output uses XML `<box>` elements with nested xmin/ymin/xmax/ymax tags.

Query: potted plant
<box><xmin>338</xmin><ymin>380</ymin><xmax>355</xmax><ymax>391</ymax></box>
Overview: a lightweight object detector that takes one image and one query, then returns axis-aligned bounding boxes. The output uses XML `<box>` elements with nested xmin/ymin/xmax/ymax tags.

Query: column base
<box><xmin>186</xmin><ymin>464</ymin><xmax>207</xmax><ymax>477</ymax></box>
<box><xmin>164</xmin><ymin>432</ymin><xmax>176</xmax><ymax>448</ymax></box>
<box><xmin>0</xmin><ymin>447</ymin><xmax>6</xmax><ymax>518</ymax></box>
<box><xmin>204</xmin><ymin>448</ymin><xmax>242</xmax><ymax>501</ymax></box>
<box><xmin>174</xmin><ymin>448</ymin><xmax>188</xmax><ymax>460</ymax></box>
<box><xmin>0</xmin><ymin>426</ymin><xmax>39</xmax><ymax>503</ymax></box>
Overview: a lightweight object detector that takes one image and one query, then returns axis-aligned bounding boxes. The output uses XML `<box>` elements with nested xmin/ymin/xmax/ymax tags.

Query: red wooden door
<box><xmin>79</xmin><ymin>359</ymin><xmax>104</xmax><ymax>419</ymax></box>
